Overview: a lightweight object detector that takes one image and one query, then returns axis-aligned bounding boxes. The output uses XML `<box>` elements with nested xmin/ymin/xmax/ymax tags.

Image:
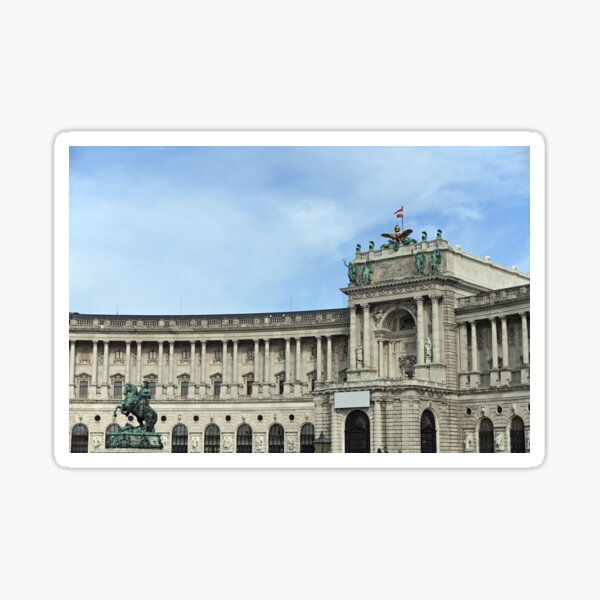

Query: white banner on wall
<box><xmin>334</xmin><ymin>391</ymin><xmax>371</xmax><ymax>409</ymax></box>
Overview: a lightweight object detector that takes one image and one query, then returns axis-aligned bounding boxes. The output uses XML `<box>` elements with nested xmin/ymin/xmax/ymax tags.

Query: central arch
<box><xmin>344</xmin><ymin>410</ymin><xmax>370</xmax><ymax>453</ymax></box>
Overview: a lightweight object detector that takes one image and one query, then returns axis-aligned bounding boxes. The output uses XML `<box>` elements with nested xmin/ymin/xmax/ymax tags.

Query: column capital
<box><xmin>350</xmin><ymin>304</ymin><xmax>359</xmax><ymax>313</ymax></box>
<box><xmin>519</xmin><ymin>311</ymin><xmax>529</xmax><ymax>318</ymax></box>
<box><xmin>430</xmin><ymin>293</ymin><xmax>443</xmax><ymax>301</ymax></box>
<box><xmin>414</xmin><ymin>296</ymin><xmax>425</xmax><ymax>304</ymax></box>
<box><xmin>488</xmin><ymin>316</ymin><xmax>498</xmax><ymax>324</ymax></box>
<box><xmin>361</xmin><ymin>302</ymin><xmax>370</xmax><ymax>310</ymax></box>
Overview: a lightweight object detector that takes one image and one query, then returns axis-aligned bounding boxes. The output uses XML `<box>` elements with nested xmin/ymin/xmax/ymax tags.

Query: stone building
<box><xmin>69</xmin><ymin>230</ymin><xmax>530</xmax><ymax>454</ymax></box>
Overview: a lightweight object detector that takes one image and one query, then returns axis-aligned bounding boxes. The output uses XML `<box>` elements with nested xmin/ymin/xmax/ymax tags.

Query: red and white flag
<box><xmin>394</xmin><ymin>207</ymin><xmax>404</xmax><ymax>218</ymax></box>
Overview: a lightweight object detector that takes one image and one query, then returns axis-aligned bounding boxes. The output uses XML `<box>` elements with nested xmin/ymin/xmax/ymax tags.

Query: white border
<box><xmin>54</xmin><ymin>130</ymin><xmax>545</xmax><ymax>468</ymax></box>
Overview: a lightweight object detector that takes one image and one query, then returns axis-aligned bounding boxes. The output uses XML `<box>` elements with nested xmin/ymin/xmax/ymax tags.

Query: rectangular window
<box><xmin>114</xmin><ymin>380</ymin><xmax>123</xmax><ymax>399</ymax></box>
<box><xmin>247</xmin><ymin>349</ymin><xmax>254</xmax><ymax>359</ymax></box>
<box><xmin>279</xmin><ymin>348</ymin><xmax>285</xmax><ymax>359</ymax></box>
<box><xmin>182</xmin><ymin>350</ymin><xmax>190</xmax><ymax>359</ymax></box>
<box><xmin>215</xmin><ymin>350</ymin><xmax>223</xmax><ymax>361</ymax></box>
<box><xmin>149</xmin><ymin>350</ymin><xmax>157</xmax><ymax>360</ymax></box>
<box><xmin>214</xmin><ymin>381</ymin><xmax>221</xmax><ymax>398</ymax></box>
<box><xmin>149</xmin><ymin>381</ymin><xmax>156</xmax><ymax>398</ymax></box>
<box><xmin>115</xmin><ymin>350</ymin><xmax>123</xmax><ymax>359</ymax></box>
<box><xmin>311</xmin><ymin>346</ymin><xmax>317</xmax><ymax>358</ymax></box>
<box><xmin>278</xmin><ymin>379</ymin><xmax>285</xmax><ymax>395</ymax></box>
<box><xmin>311</xmin><ymin>378</ymin><xmax>316</xmax><ymax>391</ymax></box>
<box><xmin>246</xmin><ymin>380</ymin><xmax>253</xmax><ymax>396</ymax></box>
<box><xmin>79</xmin><ymin>380</ymin><xmax>89</xmax><ymax>399</ymax></box>
<box><xmin>181</xmin><ymin>381</ymin><xmax>189</xmax><ymax>398</ymax></box>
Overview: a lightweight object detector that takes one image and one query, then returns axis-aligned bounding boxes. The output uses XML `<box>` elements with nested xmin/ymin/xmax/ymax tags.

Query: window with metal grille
<box><xmin>171</xmin><ymin>424</ymin><xmax>188</xmax><ymax>453</ymax></box>
<box><xmin>510</xmin><ymin>417</ymin><xmax>526</xmax><ymax>453</ymax></box>
<box><xmin>71</xmin><ymin>424</ymin><xmax>88</xmax><ymax>453</ymax></box>
<box><xmin>300</xmin><ymin>423</ymin><xmax>315</xmax><ymax>453</ymax></box>
<box><xmin>237</xmin><ymin>424</ymin><xmax>253</xmax><ymax>453</ymax></box>
<box><xmin>420</xmin><ymin>410</ymin><xmax>437</xmax><ymax>453</ymax></box>
<box><xmin>205</xmin><ymin>424</ymin><xmax>220</xmax><ymax>453</ymax></box>
<box><xmin>269</xmin><ymin>424</ymin><xmax>284</xmax><ymax>453</ymax></box>
<box><xmin>79</xmin><ymin>380</ymin><xmax>89</xmax><ymax>399</ymax></box>
<box><xmin>105</xmin><ymin>424</ymin><xmax>120</xmax><ymax>447</ymax></box>
<box><xmin>479</xmin><ymin>418</ymin><xmax>494</xmax><ymax>453</ymax></box>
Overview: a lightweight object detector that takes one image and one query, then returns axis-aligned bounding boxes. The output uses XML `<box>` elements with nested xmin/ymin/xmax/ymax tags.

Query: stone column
<box><xmin>521</xmin><ymin>312</ymin><xmax>529</xmax><ymax>365</ymax></box>
<box><xmin>362</xmin><ymin>303</ymin><xmax>371</xmax><ymax>368</ymax></box>
<box><xmin>200</xmin><ymin>341</ymin><xmax>207</xmax><ymax>397</ymax></box>
<box><xmin>158</xmin><ymin>342</ymin><xmax>164</xmax><ymax>394</ymax></box>
<box><xmin>500</xmin><ymin>316</ymin><xmax>511</xmax><ymax>385</ymax></box>
<box><xmin>285</xmin><ymin>338</ymin><xmax>292</xmax><ymax>393</ymax></box>
<box><xmin>373</xmin><ymin>398</ymin><xmax>383</xmax><ymax>452</ymax></box>
<box><xmin>490</xmin><ymin>317</ymin><xmax>499</xmax><ymax>371</ymax></box>
<box><xmin>125</xmin><ymin>341</ymin><xmax>131</xmax><ymax>382</ymax></box>
<box><xmin>378</xmin><ymin>340</ymin><xmax>384</xmax><ymax>377</ymax></box>
<box><xmin>326</xmin><ymin>336</ymin><xmax>333</xmax><ymax>382</ymax></box>
<box><xmin>264</xmin><ymin>339</ymin><xmax>271</xmax><ymax>391</ymax></box>
<box><xmin>137</xmin><ymin>340</ymin><xmax>143</xmax><ymax>385</ymax></box>
<box><xmin>431</xmin><ymin>295</ymin><xmax>441</xmax><ymax>363</ymax></box>
<box><xmin>331</xmin><ymin>401</ymin><xmax>339</xmax><ymax>453</ymax></box>
<box><xmin>458</xmin><ymin>323</ymin><xmax>469</xmax><ymax>389</ymax></box>
<box><xmin>349</xmin><ymin>305</ymin><xmax>357</xmax><ymax>368</ymax></box>
<box><xmin>470</xmin><ymin>321</ymin><xmax>480</xmax><ymax>387</ymax></box>
<box><xmin>91</xmin><ymin>340</ymin><xmax>98</xmax><ymax>387</ymax></box>
<box><xmin>190</xmin><ymin>341</ymin><xmax>196</xmax><ymax>385</ymax></box>
<box><xmin>232</xmin><ymin>340</ymin><xmax>239</xmax><ymax>397</ymax></box>
<box><xmin>316</xmin><ymin>336</ymin><xmax>322</xmax><ymax>382</ymax></box>
<box><xmin>69</xmin><ymin>340</ymin><xmax>76</xmax><ymax>395</ymax></box>
<box><xmin>222</xmin><ymin>340</ymin><xmax>228</xmax><ymax>387</ymax></box>
<box><xmin>387</xmin><ymin>342</ymin><xmax>394</xmax><ymax>379</ymax></box>
<box><xmin>103</xmin><ymin>340</ymin><xmax>109</xmax><ymax>395</ymax></box>
<box><xmin>254</xmin><ymin>338</ymin><xmax>260</xmax><ymax>382</ymax></box>
<box><xmin>520</xmin><ymin>312</ymin><xmax>530</xmax><ymax>384</ymax></box>
<box><xmin>295</xmin><ymin>337</ymin><xmax>302</xmax><ymax>382</ymax></box>
<box><xmin>168</xmin><ymin>340</ymin><xmax>175</xmax><ymax>398</ymax></box>
<box><xmin>415</xmin><ymin>297</ymin><xmax>425</xmax><ymax>364</ymax></box>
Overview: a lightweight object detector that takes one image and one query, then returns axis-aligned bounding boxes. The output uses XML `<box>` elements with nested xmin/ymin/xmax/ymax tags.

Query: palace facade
<box><xmin>69</xmin><ymin>231</ymin><xmax>530</xmax><ymax>453</ymax></box>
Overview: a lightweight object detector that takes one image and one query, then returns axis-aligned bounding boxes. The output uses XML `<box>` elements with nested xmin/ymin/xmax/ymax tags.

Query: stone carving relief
<box><xmin>287</xmin><ymin>437</ymin><xmax>296</xmax><ymax>452</ymax></box>
<box><xmin>255</xmin><ymin>435</ymin><xmax>265</xmax><ymax>453</ymax></box>
<box><xmin>495</xmin><ymin>432</ymin><xmax>505</xmax><ymax>452</ymax></box>
<box><xmin>92</xmin><ymin>436</ymin><xmax>101</xmax><ymax>452</ymax></box>
<box><xmin>223</xmin><ymin>434</ymin><xmax>233</xmax><ymax>452</ymax></box>
<box><xmin>191</xmin><ymin>436</ymin><xmax>200</xmax><ymax>452</ymax></box>
<box><xmin>464</xmin><ymin>432</ymin><xmax>474</xmax><ymax>452</ymax></box>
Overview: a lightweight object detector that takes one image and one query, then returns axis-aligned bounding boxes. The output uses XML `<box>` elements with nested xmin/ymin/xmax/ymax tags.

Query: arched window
<box><xmin>105</xmin><ymin>424</ymin><xmax>120</xmax><ymax>447</ymax></box>
<box><xmin>420</xmin><ymin>410</ymin><xmax>437</xmax><ymax>453</ymax></box>
<box><xmin>345</xmin><ymin>410</ymin><xmax>370</xmax><ymax>453</ymax></box>
<box><xmin>268</xmin><ymin>424</ymin><xmax>284</xmax><ymax>453</ymax></box>
<box><xmin>237</xmin><ymin>424</ymin><xmax>253</xmax><ymax>453</ymax></box>
<box><xmin>71</xmin><ymin>424</ymin><xmax>89</xmax><ymax>453</ymax></box>
<box><xmin>300</xmin><ymin>423</ymin><xmax>315</xmax><ymax>453</ymax></box>
<box><xmin>479</xmin><ymin>418</ymin><xmax>494</xmax><ymax>453</ymax></box>
<box><xmin>172</xmin><ymin>424</ymin><xmax>188</xmax><ymax>453</ymax></box>
<box><xmin>510</xmin><ymin>417</ymin><xmax>526</xmax><ymax>453</ymax></box>
<box><xmin>205</xmin><ymin>424</ymin><xmax>221</xmax><ymax>453</ymax></box>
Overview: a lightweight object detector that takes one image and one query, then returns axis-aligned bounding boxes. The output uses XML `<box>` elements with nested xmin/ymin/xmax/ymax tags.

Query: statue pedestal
<box><xmin>106</xmin><ymin>429</ymin><xmax>164</xmax><ymax>451</ymax></box>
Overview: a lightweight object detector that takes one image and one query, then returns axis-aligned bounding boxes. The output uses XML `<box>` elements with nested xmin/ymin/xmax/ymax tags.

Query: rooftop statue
<box><xmin>362</xmin><ymin>261</ymin><xmax>373</xmax><ymax>284</ymax></box>
<box><xmin>343</xmin><ymin>259</ymin><xmax>358</xmax><ymax>285</ymax></box>
<box><xmin>415</xmin><ymin>251</ymin><xmax>425</xmax><ymax>275</ymax></box>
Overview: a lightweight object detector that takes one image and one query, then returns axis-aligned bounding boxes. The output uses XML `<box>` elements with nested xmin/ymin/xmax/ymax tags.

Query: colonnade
<box><xmin>69</xmin><ymin>334</ymin><xmax>346</xmax><ymax>399</ymax></box>
<box><xmin>458</xmin><ymin>312</ymin><xmax>529</xmax><ymax>387</ymax></box>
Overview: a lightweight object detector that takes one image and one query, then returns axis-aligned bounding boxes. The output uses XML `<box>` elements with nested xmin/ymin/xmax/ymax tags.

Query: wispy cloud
<box><xmin>70</xmin><ymin>146</ymin><xmax>530</xmax><ymax>314</ymax></box>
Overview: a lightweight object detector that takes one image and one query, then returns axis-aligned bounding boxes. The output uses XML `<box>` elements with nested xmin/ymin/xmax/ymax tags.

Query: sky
<box><xmin>69</xmin><ymin>145</ymin><xmax>530</xmax><ymax>315</ymax></box>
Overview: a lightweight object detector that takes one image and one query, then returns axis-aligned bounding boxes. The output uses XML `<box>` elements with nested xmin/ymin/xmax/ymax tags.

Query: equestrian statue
<box><xmin>113</xmin><ymin>381</ymin><xmax>158</xmax><ymax>433</ymax></box>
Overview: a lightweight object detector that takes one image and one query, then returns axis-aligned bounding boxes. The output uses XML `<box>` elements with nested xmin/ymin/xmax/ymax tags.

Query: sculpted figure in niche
<box><xmin>256</xmin><ymin>436</ymin><xmax>264</xmax><ymax>452</ymax></box>
<box><xmin>425</xmin><ymin>337</ymin><xmax>432</xmax><ymax>363</ymax></box>
<box><xmin>374</xmin><ymin>310</ymin><xmax>385</xmax><ymax>328</ymax></box>
<box><xmin>356</xmin><ymin>345</ymin><xmax>364</xmax><ymax>368</ymax></box>
<box><xmin>431</xmin><ymin>247</ymin><xmax>442</xmax><ymax>274</ymax></box>
<box><xmin>287</xmin><ymin>437</ymin><xmax>296</xmax><ymax>452</ymax></box>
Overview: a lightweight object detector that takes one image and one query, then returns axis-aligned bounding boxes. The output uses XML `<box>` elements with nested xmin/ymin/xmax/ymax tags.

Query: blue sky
<box><xmin>70</xmin><ymin>146</ymin><xmax>530</xmax><ymax>315</ymax></box>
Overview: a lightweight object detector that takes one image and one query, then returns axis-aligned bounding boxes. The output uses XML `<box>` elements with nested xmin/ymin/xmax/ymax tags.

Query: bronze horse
<box><xmin>113</xmin><ymin>383</ymin><xmax>158</xmax><ymax>432</ymax></box>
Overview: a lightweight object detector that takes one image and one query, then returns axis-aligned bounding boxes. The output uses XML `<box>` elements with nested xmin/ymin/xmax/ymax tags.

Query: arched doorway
<box><xmin>479</xmin><ymin>418</ymin><xmax>494</xmax><ymax>453</ymax></box>
<box><xmin>171</xmin><ymin>424</ymin><xmax>188</xmax><ymax>453</ymax></box>
<box><xmin>345</xmin><ymin>410</ymin><xmax>370</xmax><ymax>453</ymax></box>
<box><xmin>420</xmin><ymin>410</ymin><xmax>437</xmax><ymax>453</ymax></box>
